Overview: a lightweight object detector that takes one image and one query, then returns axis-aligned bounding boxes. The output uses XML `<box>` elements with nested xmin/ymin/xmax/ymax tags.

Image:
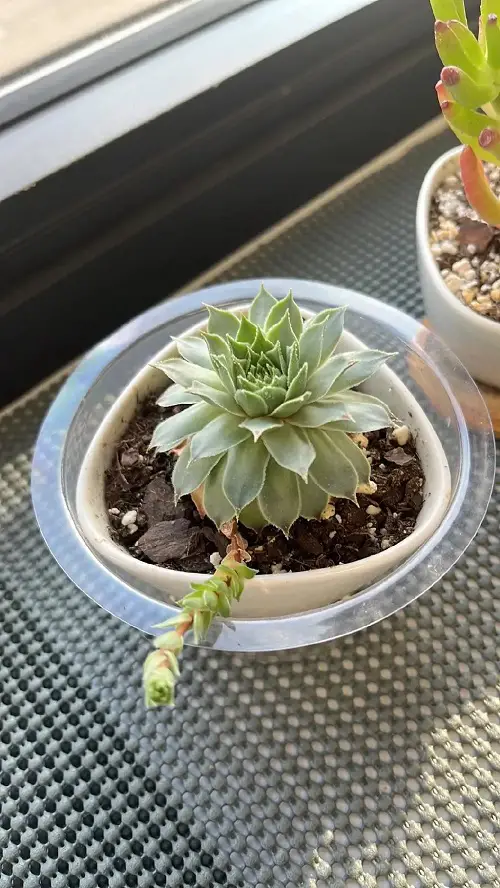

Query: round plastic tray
<box><xmin>31</xmin><ymin>279</ymin><xmax>496</xmax><ymax>651</ymax></box>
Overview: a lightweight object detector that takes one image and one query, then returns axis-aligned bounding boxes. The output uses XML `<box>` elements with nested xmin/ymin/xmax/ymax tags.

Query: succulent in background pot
<box><xmin>77</xmin><ymin>287</ymin><xmax>450</xmax><ymax>707</ymax></box>
<box><xmin>418</xmin><ymin>1</ymin><xmax>500</xmax><ymax>385</ymax></box>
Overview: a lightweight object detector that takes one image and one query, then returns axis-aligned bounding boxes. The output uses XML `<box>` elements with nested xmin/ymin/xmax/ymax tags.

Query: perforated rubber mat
<box><xmin>1</xmin><ymin>127</ymin><xmax>499</xmax><ymax>888</ymax></box>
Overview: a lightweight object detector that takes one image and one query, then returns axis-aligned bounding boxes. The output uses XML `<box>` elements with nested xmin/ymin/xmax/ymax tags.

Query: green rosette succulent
<box><xmin>151</xmin><ymin>286</ymin><xmax>393</xmax><ymax>535</ymax></box>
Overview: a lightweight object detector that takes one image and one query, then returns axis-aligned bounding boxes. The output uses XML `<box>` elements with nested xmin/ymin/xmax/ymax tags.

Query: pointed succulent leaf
<box><xmin>206</xmin><ymin>305</ymin><xmax>240</xmax><ymax>339</ymax></box>
<box><xmin>203</xmin><ymin>456</ymin><xmax>236</xmax><ymax>526</ymax></box>
<box><xmin>238</xmin><ymin>497</ymin><xmax>268</xmax><ymax>530</ymax></box>
<box><xmin>154</xmin><ymin>357</ymin><xmax>225</xmax><ymax>392</ymax></box>
<box><xmin>202</xmin><ymin>331</ymin><xmax>232</xmax><ymax>365</ymax></box>
<box><xmin>297</xmin><ymin>476</ymin><xmax>329</xmax><ymax>520</ymax></box>
<box><xmin>251</xmin><ymin>326</ymin><xmax>274</xmax><ymax>354</ymax></box>
<box><xmin>216</xmin><ymin>590</ymin><xmax>231</xmax><ymax>618</ymax></box>
<box><xmin>239</xmin><ymin>416</ymin><xmax>283</xmax><ymax>439</ymax></box>
<box><xmin>234</xmin><ymin>389</ymin><xmax>268</xmax><ymax>417</ymax></box>
<box><xmin>262</xmin><ymin>425</ymin><xmax>315</xmax><ymax>479</ymax></box>
<box><xmin>286</xmin><ymin>363</ymin><xmax>309</xmax><ymax>401</ymax></box>
<box><xmin>248</xmin><ymin>284</ymin><xmax>277</xmax><ymax>327</ymax></box>
<box><xmin>237</xmin><ymin>316</ymin><xmax>259</xmax><ymax>344</ymax></box>
<box><xmin>211</xmin><ymin>354</ymin><xmax>236</xmax><ymax>393</ymax></box>
<box><xmin>264</xmin><ymin>291</ymin><xmax>303</xmax><ymax>338</ymax></box>
<box><xmin>342</xmin><ymin>388</ymin><xmax>397</xmax><ymax>418</ymax></box>
<box><xmin>308</xmin><ymin>429</ymin><xmax>358</xmax><ymax>501</ymax></box>
<box><xmin>287</xmin><ymin>342</ymin><xmax>300</xmax><ymax>384</ymax></box>
<box><xmin>325</xmin><ymin>431</ymin><xmax>371</xmax><ymax>486</ymax></box>
<box><xmin>271</xmin><ymin>394</ymin><xmax>310</xmax><ymax>418</ymax></box>
<box><xmin>325</xmin><ymin>397</ymin><xmax>392</xmax><ymax>432</ymax></box>
<box><xmin>223</xmin><ymin>438</ymin><xmax>269</xmax><ymax>511</ymax></box>
<box><xmin>229</xmin><ymin>560</ymin><xmax>256</xmax><ymax>581</ymax></box>
<box><xmin>228</xmin><ymin>335</ymin><xmax>249</xmax><ymax>361</ymax></box>
<box><xmin>193</xmin><ymin>610</ymin><xmax>213</xmax><ymax>644</ymax></box>
<box><xmin>189</xmin><ymin>380</ymin><xmax>243</xmax><ymax>415</ymax></box>
<box><xmin>156</xmin><ymin>385</ymin><xmax>201</xmax><ymax>408</ymax></box>
<box><xmin>190</xmin><ymin>412</ymin><xmax>251</xmax><ymax>460</ymax></box>
<box><xmin>150</xmin><ymin>403</ymin><xmax>219</xmax><ymax>453</ymax></box>
<box><xmin>258</xmin><ymin>459</ymin><xmax>301</xmax><ymax>533</ymax></box>
<box><xmin>172</xmin><ymin>443</ymin><xmax>222</xmax><ymax>498</ymax></box>
<box><xmin>299</xmin><ymin>306</ymin><xmax>346</xmax><ymax>370</ymax></box>
<box><xmin>260</xmin><ymin>385</ymin><xmax>287</xmax><ymax>413</ymax></box>
<box><xmin>305</xmin><ymin>354</ymin><xmax>358</xmax><ymax>402</ymax></box>
<box><xmin>174</xmin><ymin>335</ymin><xmax>212</xmax><ymax>369</ymax></box>
<box><xmin>326</xmin><ymin>350</ymin><xmax>393</xmax><ymax>394</ymax></box>
<box><xmin>287</xmin><ymin>400</ymin><xmax>351</xmax><ymax>428</ymax></box>
<box><xmin>266</xmin><ymin>311</ymin><xmax>297</xmax><ymax>352</ymax></box>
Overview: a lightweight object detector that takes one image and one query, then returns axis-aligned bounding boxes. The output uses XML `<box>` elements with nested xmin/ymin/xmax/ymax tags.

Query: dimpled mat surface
<box><xmin>1</xmin><ymin>127</ymin><xmax>500</xmax><ymax>888</ymax></box>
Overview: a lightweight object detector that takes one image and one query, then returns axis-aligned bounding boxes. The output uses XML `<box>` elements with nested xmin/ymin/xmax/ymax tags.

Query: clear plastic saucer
<box><xmin>31</xmin><ymin>279</ymin><xmax>496</xmax><ymax>652</ymax></box>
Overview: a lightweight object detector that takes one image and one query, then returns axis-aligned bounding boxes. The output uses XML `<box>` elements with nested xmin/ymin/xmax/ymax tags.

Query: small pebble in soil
<box><xmin>104</xmin><ymin>399</ymin><xmax>425</xmax><ymax>576</ymax></box>
<box><xmin>430</xmin><ymin>164</ymin><xmax>500</xmax><ymax>323</ymax></box>
<box><xmin>391</xmin><ymin>425</ymin><xmax>409</xmax><ymax>447</ymax></box>
<box><xmin>121</xmin><ymin>509</ymin><xmax>137</xmax><ymax>527</ymax></box>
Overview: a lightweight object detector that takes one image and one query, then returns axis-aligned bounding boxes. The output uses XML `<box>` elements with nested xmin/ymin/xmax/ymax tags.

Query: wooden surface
<box><xmin>409</xmin><ymin>320</ymin><xmax>500</xmax><ymax>438</ymax></box>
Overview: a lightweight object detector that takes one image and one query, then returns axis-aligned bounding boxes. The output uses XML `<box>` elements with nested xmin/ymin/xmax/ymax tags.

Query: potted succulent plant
<box><xmin>77</xmin><ymin>286</ymin><xmax>450</xmax><ymax>707</ymax></box>
<box><xmin>417</xmin><ymin>0</ymin><xmax>500</xmax><ymax>387</ymax></box>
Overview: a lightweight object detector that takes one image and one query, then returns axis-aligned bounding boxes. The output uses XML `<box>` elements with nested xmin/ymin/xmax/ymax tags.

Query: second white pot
<box><xmin>417</xmin><ymin>146</ymin><xmax>500</xmax><ymax>389</ymax></box>
<box><xmin>76</xmin><ymin>306</ymin><xmax>451</xmax><ymax>619</ymax></box>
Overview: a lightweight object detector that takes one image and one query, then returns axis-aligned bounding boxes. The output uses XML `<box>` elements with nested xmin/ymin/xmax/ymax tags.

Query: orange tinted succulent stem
<box><xmin>460</xmin><ymin>145</ymin><xmax>500</xmax><ymax>226</ymax></box>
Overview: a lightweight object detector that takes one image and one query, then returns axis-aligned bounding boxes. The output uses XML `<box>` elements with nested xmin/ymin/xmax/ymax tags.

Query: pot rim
<box><xmin>416</xmin><ymin>145</ymin><xmax>500</xmax><ymax>338</ymax></box>
<box><xmin>31</xmin><ymin>279</ymin><xmax>495</xmax><ymax>650</ymax></box>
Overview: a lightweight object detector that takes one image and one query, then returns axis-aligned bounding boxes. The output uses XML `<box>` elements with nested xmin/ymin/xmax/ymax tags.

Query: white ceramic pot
<box><xmin>76</xmin><ymin>307</ymin><xmax>451</xmax><ymax>619</ymax></box>
<box><xmin>417</xmin><ymin>146</ymin><xmax>500</xmax><ymax>389</ymax></box>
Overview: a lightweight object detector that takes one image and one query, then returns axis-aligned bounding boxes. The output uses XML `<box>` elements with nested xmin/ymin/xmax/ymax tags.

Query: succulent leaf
<box><xmin>174</xmin><ymin>335</ymin><xmax>212</xmax><ymax>369</ymax></box>
<box><xmin>206</xmin><ymin>305</ymin><xmax>240</xmax><ymax>339</ymax></box>
<box><xmin>203</xmin><ymin>455</ymin><xmax>235</xmax><ymax>526</ymax></box>
<box><xmin>262</xmin><ymin>424</ymin><xmax>315</xmax><ymax>479</ymax></box>
<box><xmin>223</xmin><ymin>438</ymin><xmax>269</xmax><ymax>511</ymax></box>
<box><xmin>258</xmin><ymin>459</ymin><xmax>301</xmax><ymax>533</ymax></box>
<box><xmin>156</xmin><ymin>385</ymin><xmax>201</xmax><ymax>408</ymax></box>
<box><xmin>189</xmin><ymin>380</ymin><xmax>242</xmax><ymax>414</ymax></box>
<box><xmin>190</xmin><ymin>412</ymin><xmax>250</xmax><ymax>460</ymax></box>
<box><xmin>247</xmin><ymin>284</ymin><xmax>277</xmax><ymax>326</ymax></box>
<box><xmin>172</xmin><ymin>443</ymin><xmax>222</xmax><ymax>498</ymax></box>
<box><xmin>150</xmin><ymin>403</ymin><xmax>219</xmax><ymax>452</ymax></box>
<box><xmin>152</xmin><ymin>288</ymin><xmax>393</xmax><ymax>534</ymax></box>
<box><xmin>308</xmin><ymin>430</ymin><xmax>358</xmax><ymax>501</ymax></box>
<box><xmin>297</xmin><ymin>476</ymin><xmax>330</xmax><ymax>520</ymax></box>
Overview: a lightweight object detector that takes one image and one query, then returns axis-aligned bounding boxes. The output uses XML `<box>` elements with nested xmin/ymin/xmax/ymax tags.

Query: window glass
<box><xmin>0</xmin><ymin>0</ymin><xmax>254</xmax><ymax>81</ymax></box>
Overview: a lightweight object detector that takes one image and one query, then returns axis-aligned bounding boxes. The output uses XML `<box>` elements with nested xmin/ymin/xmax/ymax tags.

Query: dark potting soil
<box><xmin>104</xmin><ymin>398</ymin><xmax>425</xmax><ymax>575</ymax></box>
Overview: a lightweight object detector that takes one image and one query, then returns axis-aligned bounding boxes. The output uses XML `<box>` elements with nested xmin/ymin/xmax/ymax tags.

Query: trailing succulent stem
<box><xmin>430</xmin><ymin>0</ymin><xmax>500</xmax><ymax>223</ymax></box>
<box><xmin>151</xmin><ymin>286</ymin><xmax>393</xmax><ymax>535</ymax></box>
<box><xmin>143</xmin><ymin>556</ymin><xmax>255</xmax><ymax>707</ymax></box>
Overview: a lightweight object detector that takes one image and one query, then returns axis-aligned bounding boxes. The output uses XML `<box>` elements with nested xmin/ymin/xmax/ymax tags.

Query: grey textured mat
<box><xmin>1</xmin><ymin>128</ymin><xmax>499</xmax><ymax>888</ymax></box>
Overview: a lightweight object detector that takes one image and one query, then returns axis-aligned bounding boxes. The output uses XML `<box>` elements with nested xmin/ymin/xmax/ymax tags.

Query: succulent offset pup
<box><xmin>430</xmin><ymin>0</ymin><xmax>500</xmax><ymax>223</ymax></box>
<box><xmin>143</xmin><ymin>287</ymin><xmax>394</xmax><ymax>707</ymax></box>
